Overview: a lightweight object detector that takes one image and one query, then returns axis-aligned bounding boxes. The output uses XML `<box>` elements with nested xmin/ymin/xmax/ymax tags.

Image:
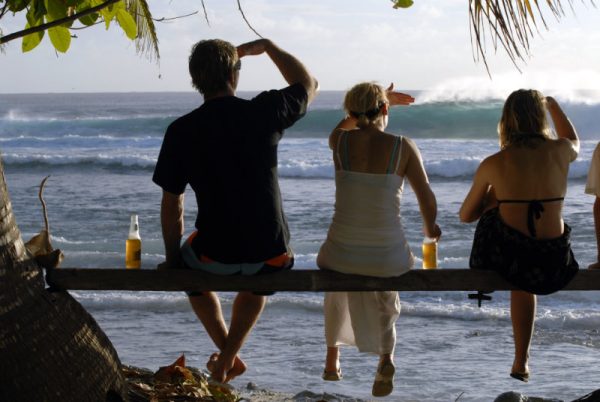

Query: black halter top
<box><xmin>496</xmin><ymin>197</ymin><xmax>564</xmax><ymax>238</ymax></box>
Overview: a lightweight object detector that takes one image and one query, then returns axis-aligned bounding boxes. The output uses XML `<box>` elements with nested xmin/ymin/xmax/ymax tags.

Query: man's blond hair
<box><xmin>189</xmin><ymin>39</ymin><xmax>239</xmax><ymax>96</ymax></box>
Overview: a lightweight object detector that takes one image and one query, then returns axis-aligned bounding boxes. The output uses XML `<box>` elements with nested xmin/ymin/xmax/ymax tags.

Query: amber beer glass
<box><xmin>422</xmin><ymin>237</ymin><xmax>437</xmax><ymax>269</ymax></box>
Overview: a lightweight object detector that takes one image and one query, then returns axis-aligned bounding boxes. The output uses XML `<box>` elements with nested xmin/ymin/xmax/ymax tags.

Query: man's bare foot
<box><xmin>206</xmin><ymin>352</ymin><xmax>247</xmax><ymax>383</ymax></box>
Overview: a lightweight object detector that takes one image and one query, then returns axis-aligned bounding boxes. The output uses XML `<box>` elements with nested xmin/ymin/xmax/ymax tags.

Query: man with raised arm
<box><xmin>153</xmin><ymin>38</ymin><xmax>317</xmax><ymax>383</ymax></box>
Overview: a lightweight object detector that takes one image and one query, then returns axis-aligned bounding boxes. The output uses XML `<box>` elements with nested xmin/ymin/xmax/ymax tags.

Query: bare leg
<box><xmin>211</xmin><ymin>292</ymin><xmax>266</xmax><ymax>383</ymax></box>
<box><xmin>590</xmin><ymin>197</ymin><xmax>600</xmax><ymax>269</ymax></box>
<box><xmin>188</xmin><ymin>292</ymin><xmax>247</xmax><ymax>381</ymax></box>
<box><xmin>510</xmin><ymin>290</ymin><xmax>536</xmax><ymax>376</ymax></box>
<box><xmin>325</xmin><ymin>346</ymin><xmax>340</xmax><ymax>373</ymax></box>
<box><xmin>188</xmin><ymin>292</ymin><xmax>228</xmax><ymax>348</ymax></box>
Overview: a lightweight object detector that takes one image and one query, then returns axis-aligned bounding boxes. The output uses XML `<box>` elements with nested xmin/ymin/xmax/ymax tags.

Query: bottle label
<box><xmin>125</xmin><ymin>239</ymin><xmax>142</xmax><ymax>269</ymax></box>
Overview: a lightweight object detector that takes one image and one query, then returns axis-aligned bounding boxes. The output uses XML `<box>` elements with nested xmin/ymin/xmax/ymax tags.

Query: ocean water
<box><xmin>2</xmin><ymin>90</ymin><xmax>600</xmax><ymax>401</ymax></box>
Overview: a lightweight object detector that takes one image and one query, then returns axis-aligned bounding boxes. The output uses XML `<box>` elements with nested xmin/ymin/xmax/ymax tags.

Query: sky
<box><xmin>0</xmin><ymin>0</ymin><xmax>599</xmax><ymax>94</ymax></box>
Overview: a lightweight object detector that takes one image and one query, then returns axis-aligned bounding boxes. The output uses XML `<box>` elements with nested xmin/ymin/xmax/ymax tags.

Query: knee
<box><xmin>237</xmin><ymin>291</ymin><xmax>266</xmax><ymax>302</ymax></box>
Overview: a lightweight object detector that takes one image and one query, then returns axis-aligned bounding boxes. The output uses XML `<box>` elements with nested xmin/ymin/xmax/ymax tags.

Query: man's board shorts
<box><xmin>181</xmin><ymin>231</ymin><xmax>294</xmax><ymax>296</ymax></box>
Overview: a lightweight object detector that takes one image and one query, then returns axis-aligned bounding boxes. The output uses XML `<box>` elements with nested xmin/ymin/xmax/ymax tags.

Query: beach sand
<box><xmin>239</xmin><ymin>387</ymin><xmax>295</xmax><ymax>401</ymax></box>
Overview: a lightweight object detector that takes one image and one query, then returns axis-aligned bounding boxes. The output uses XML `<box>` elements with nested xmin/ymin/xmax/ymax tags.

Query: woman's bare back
<box><xmin>487</xmin><ymin>139</ymin><xmax>572</xmax><ymax>238</ymax></box>
<box><xmin>331</xmin><ymin>127</ymin><xmax>402</xmax><ymax>175</ymax></box>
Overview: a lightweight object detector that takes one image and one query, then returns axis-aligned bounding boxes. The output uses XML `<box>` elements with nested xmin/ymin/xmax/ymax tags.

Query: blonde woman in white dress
<box><xmin>317</xmin><ymin>82</ymin><xmax>441</xmax><ymax>397</ymax></box>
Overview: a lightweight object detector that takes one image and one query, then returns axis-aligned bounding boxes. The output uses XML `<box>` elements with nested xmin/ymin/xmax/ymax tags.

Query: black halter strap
<box><xmin>496</xmin><ymin>197</ymin><xmax>564</xmax><ymax>238</ymax></box>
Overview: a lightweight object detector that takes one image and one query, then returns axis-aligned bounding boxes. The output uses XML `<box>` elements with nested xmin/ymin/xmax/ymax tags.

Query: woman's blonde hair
<box><xmin>344</xmin><ymin>82</ymin><xmax>388</xmax><ymax>128</ymax></box>
<box><xmin>498</xmin><ymin>89</ymin><xmax>552</xmax><ymax>149</ymax></box>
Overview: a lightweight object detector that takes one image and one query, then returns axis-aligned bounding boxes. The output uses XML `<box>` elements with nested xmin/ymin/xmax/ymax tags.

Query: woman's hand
<box><xmin>386</xmin><ymin>83</ymin><xmax>415</xmax><ymax>106</ymax></box>
<box><xmin>545</xmin><ymin>96</ymin><xmax>558</xmax><ymax>110</ymax></box>
<box><xmin>425</xmin><ymin>223</ymin><xmax>442</xmax><ymax>241</ymax></box>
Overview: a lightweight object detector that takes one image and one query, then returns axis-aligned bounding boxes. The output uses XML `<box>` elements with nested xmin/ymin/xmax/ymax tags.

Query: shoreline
<box><xmin>123</xmin><ymin>363</ymin><xmax>600</xmax><ymax>402</ymax></box>
<box><xmin>122</xmin><ymin>363</ymin><xmax>366</xmax><ymax>402</ymax></box>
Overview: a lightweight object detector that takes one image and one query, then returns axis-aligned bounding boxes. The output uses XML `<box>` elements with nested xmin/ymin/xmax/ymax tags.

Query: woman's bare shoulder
<box><xmin>329</xmin><ymin>128</ymin><xmax>347</xmax><ymax>150</ymax></box>
<box><xmin>553</xmin><ymin>136</ymin><xmax>578</xmax><ymax>149</ymax></box>
<box><xmin>481</xmin><ymin>149</ymin><xmax>503</xmax><ymax>166</ymax></box>
<box><xmin>549</xmin><ymin>137</ymin><xmax>579</xmax><ymax>160</ymax></box>
<box><xmin>391</xmin><ymin>135</ymin><xmax>420</xmax><ymax>159</ymax></box>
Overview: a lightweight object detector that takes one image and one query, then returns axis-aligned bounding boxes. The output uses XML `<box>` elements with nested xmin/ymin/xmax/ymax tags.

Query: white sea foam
<box><xmin>278</xmin><ymin>162</ymin><xmax>334</xmax><ymax>179</ymax></box>
<box><xmin>420</xmin><ymin>72</ymin><xmax>600</xmax><ymax>105</ymax></box>
<box><xmin>1</xmin><ymin>152</ymin><xmax>158</xmax><ymax>168</ymax></box>
<box><xmin>425</xmin><ymin>157</ymin><xmax>483</xmax><ymax>178</ymax></box>
<box><xmin>1</xmin><ymin>109</ymin><xmax>176</xmax><ymax>123</ymax></box>
<box><xmin>2</xmin><ymin>149</ymin><xmax>595</xmax><ymax>179</ymax></box>
<box><xmin>50</xmin><ymin>235</ymin><xmax>102</xmax><ymax>245</ymax></box>
<box><xmin>3</xmin><ymin>109</ymin><xmax>59</xmax><ymax>122</ymax></box>
<box><xmin>74</xmin><ymin>290</ymin><xmax>190</xmax><ymax>311</ymax></box>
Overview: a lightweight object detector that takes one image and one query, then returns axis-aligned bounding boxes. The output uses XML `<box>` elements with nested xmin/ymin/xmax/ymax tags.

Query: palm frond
<box><xmin>125</xmin><ymin>0</ymin><xmax>159</xmax><ymax>62</ymax></box>
<box><xmin>469</xmin><ymin>0</ymin><xmax>595</xmax><ymax>75</ymax></box>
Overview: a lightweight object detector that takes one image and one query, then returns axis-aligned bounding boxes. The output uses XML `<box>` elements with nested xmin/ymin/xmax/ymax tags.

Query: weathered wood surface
<box><xmin>46</xmin><ymin>268</ymin><xmax>600</xmax><ymax>292</ymax></box>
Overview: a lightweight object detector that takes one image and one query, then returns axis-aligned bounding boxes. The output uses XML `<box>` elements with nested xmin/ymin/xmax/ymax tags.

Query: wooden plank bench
<box><xmin>46</xmin><ymin>268</ymin><xmax>600</xmax><ymax>293</ymax></box>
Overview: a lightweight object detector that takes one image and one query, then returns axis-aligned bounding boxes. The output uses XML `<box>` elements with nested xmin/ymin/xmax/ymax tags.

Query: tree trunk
<box><xmin>0</xmin><ymin>156</ymin><xmax>126</xmax><ymax>401</ymax></box>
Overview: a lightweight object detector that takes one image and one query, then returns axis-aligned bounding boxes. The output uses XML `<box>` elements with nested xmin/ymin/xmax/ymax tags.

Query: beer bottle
<box><xmin>125</xmin><ymin>214</ymin><xmax>142</xmax><ymax>269</ymax></box>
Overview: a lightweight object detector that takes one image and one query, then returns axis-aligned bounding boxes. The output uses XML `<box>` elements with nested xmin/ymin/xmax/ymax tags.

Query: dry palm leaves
<box><xmin>124</xmin><ymin>355</ymin><xmax>240</xmax><ymax>402</ymax></box>
<box><xmin>24</xmin><ymin>175</ymin><xmax>64</xmax><ymax>269</ymax></box>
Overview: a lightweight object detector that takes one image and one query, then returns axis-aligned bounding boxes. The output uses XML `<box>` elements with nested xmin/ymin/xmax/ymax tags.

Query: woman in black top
<box><xmin>460</xmin><ymin>90</ymin><xmax>579</xmax><ymax>382</ymax></box>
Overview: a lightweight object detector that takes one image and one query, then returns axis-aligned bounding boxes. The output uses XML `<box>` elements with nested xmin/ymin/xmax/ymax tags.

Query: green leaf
<box><xmin>44</xmin><ymin>0</ymin><xmax>68</xmax><ymax>22</ymax></box>
<box><xmin>32</xmin><ymin>0</ymin><xmax>47</xmax><ymax>21</ymax></box>
<box><xmin>76</xmin><ymin>1</ymin><xmax>99</xmax><ymax>26</ymax></box>
<box><xmin>392</xmin><ymin>0</ymin><xmax>414</xmax><ymax>9</ymax></box>
<box><xmin>8</xmin><ymin>0</ymin><xmax>29</xmax><ymax>12</ymax></box>
<box><xmin>48</xmin><ymin>25</ymin><xmax>71</xmax><ymax>52</ymax></box>
<box><xmin>22</xmin><ymin>21</ymin><xmax>45</xmax><ymax>52</ymax></box>
<box><xmin>100</xmin><ymin>0</ymin><xmax>123</xmax><ymax>29</ymax></box>
<box><xmin>116</xmin><ymin>9</ymin><xmax>137</xmax><ymax>39</ymax></box>
<box><xmin>78</xmin><ymin>12</ymin><xmax>99</xmax><ymax>26</ymax></box>
<box><xmin>26</xmin><ymin>6</ymin><xmax>38</xmax><ymax>25</ymax></box>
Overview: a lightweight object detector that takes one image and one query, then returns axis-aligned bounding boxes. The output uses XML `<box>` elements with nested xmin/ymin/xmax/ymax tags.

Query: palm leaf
<box><xmin>125</xmin><ymin>0</ymin><xmax>159</xmax><ymax>61</ymax></box>
<box><xmin>468</xmin><ymin>0</ymin><xmax>595</xmax><ymax>74</ymax></box>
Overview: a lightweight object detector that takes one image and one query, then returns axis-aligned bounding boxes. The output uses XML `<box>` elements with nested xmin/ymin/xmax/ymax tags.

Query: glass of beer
<box><xmin>422</xmin><ymin>237</ymin><xmax>438</xmax><ymax>269</ymax></box>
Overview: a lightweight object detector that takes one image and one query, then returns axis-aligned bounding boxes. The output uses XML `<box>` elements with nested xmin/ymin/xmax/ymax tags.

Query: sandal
<box><xmin>372</xmin><ymin>361</ymin><xmax>395</xmax><ymax>397</ymax></box>
<box><xmin>322</xmin><ymin>368</ymin><xmax>342</xmax><ymax>381</ymax></box>
<box><xmin>510</xmin><ymin>371</ymin><xmax>530</xmax><ymax>383</ymax></box>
